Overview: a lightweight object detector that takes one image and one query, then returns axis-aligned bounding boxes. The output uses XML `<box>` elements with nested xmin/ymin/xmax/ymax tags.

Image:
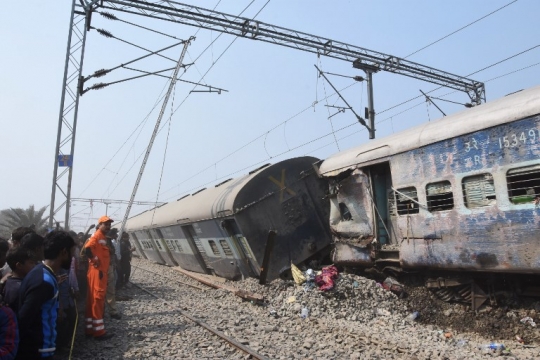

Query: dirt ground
<box><xmin>403</xmin><ymin>283</ymin><xmax>540</xmax><ymax>345</ymax></box>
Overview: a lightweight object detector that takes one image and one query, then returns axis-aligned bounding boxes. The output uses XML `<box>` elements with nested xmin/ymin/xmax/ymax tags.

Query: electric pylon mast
<box><xmin>50</xmin><ymin>0</ymin><xmax>486</xmax><ymax>229</ymax></box>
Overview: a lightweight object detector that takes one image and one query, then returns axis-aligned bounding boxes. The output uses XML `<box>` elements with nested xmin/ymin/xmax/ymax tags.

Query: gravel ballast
<box><xmin>58</xmin><ymin>258</ymin><xmax>540</xmax><ymax>359</ymax></box>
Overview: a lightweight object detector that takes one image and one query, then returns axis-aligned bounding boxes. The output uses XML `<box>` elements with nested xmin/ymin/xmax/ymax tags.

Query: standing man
<box><xmin>84</xmin><ymin>216</ymin><xmax>114</xmax><ymax>340</ymax></box>
<box><xmin>16</xmin><ymin>231</ymin><xmax>75</xmax><ymax>359</ymax></box>
<box><xmin>118</xmin><ymin>232</ymin><xmax>134</xmax><ymax>288</ymax></box>
<box><xmin>105</xmin><ymin>229</ymin><xmax>121</xmax><ymax>319</ymax></box>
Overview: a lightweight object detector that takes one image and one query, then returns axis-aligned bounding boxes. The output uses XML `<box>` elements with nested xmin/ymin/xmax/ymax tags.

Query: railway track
<box><xmin>62</xmin><ymin>259</ymin><xmax>540</xmax><ymax>359</ymax></box>
<box><xmin>129</xmin><ymin>274</ymin><xmax>268</xmax><ymax>360</ymax></box>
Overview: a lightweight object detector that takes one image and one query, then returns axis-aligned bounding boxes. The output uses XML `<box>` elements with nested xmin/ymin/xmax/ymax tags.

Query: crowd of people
<box><xmin>0</xmin><ymin>215</ymin><xmax>134</xmax><ymax>359</ymax></box>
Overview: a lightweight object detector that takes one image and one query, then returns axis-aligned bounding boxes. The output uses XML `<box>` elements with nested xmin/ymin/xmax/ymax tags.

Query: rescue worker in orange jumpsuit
<box><xmin>84</xmin><ymin>216</ymin><xmax>114</xmax><ymax>340</ymax></box>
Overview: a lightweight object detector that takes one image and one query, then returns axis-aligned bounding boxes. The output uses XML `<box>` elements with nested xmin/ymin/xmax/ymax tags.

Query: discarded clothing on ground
<box><xmin>315</xmin><ymin>265</ymin><xmax>339</xmax><ymax>291</ymax></box>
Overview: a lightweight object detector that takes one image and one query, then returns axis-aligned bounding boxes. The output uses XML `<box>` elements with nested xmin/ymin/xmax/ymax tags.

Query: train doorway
<box><xmin>367</xmin><ymin>162</ymin><xmax>393</xmax><ymax>245</ymax></box>
<box><xmin>181</xmin><ymin>224</ymin><xmax>214</xmax><ymax>275</ymax></box>
<box><xmin>221</xmin><ymin>219</ymin><xmax>260</xmax><ymax>277</ymax></box>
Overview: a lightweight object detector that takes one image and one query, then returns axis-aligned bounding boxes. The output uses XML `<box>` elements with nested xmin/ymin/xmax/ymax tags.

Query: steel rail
<box><xmin>130</xmin><ymin>280</ymin><xmax>270</xmax><ymax>360</ymax></box>
<box><xmin>131</xmin><ymin>263</ymin><xmax>207</xmax><ymax>290</ymax></box>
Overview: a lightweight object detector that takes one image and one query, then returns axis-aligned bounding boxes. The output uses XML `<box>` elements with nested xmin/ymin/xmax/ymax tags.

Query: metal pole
<box><xmin>50</xmin><ymin>0</ymin><xmax>77</xmax><ymax>229</ymax></box>
<box><xmin>116</xmin><ymin>37</ymin><xmax>194</xmax><ymax>249</ymax></box>
<box><xmin>366</xmin><ymin>70</ymin><xmax>376</xmax><ymax>139</ymax></box>
<box><xmin>65</xmin><ymin>12</ymin><xmax>90</xmax><ymax>231</ymax></box>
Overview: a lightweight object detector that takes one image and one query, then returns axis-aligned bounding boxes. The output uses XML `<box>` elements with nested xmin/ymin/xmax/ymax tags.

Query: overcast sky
<box><xmin>1</xmin><ymin>0</ymin><xmax>539</xmax><ymax>231</ymax></box>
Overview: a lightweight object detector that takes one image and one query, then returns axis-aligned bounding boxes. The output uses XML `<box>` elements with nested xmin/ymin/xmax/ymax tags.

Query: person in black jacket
<box><xmin>16</xmin><ymin>231</ymin><xmax>75</xmax><ymax>360</ymax></box>
<box><xmin>2</xmin><ymin>247</ymin><xmax>36</xmax><ymax>313</ymax></box>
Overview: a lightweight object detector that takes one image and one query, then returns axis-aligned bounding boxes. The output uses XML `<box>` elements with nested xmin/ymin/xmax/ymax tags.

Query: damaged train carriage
<box><xmin>318</xmin><ymin>85</ymin><xmax>540</xmax><ymax>275</ymax></box>
<box><xmin>125</xmin><ymin>156</ymin><xmax>331</xmax><ymax>281</ymax></box>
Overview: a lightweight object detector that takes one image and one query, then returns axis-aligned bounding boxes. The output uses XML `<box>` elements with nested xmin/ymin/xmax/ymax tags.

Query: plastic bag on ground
<box><xmin>291</xmin><ymin>263</ymin><xmax>306</xmax><ymax>285</ymax></box>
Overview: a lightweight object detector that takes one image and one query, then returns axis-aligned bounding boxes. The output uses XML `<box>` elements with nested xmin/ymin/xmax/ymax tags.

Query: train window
<box><xmin>426</xmin><ymin>181</ymin><xmax>454</xmax><ymax>212</ymax></box>
<box><xmin>219</xmin><ymin>240</ymin><xmax>234</xmax><ymax>257</ymax></box>
<box><xmin>507</xmin><ymin>165</ymin><xmax>540</xmax><ymax>204</ymax></box>
<box><xmin>338</xmin><ymin>203</ymin><xmax>352</xmax><ymax>221</ymax></box>
<box><xmin>394</xmin><ymin>187</ymin><xmax>420</xmax><ymax>215</ymax></box>
<box><xmin>164</xmin><ymin>239</ymin><xmax>176</xmax><ymax>252</ymax></box>
<box><xmin>154</xmin><ymin>240</ymin><xmax>164</xmax><ymax>251</ymax></box>
<box><xmin>208</xmin><ymin>240</ymin><xmax>221</xmax><ymax>256</ymax></box>
<box><xmin>140</xmin><ymin>240</ymin><xmax>151</xmax><ymax>250</ymax></box>
<box><xmin>462</xmin><ymin>174</ymin><xmax>496</xmax><ymax>208</ymax></box>
<box><xmin>174</xmin><ymin>240</ymin><xmax>184</xmax><ymax>253</ymax></box>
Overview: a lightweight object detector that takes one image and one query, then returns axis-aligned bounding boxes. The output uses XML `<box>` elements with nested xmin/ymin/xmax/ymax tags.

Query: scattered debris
<box><xmin>291</xmin><ymin>263</ymin><xmax>306</xmax><ymax>285</ymax></box>
<box><xmin>520</xmin><ymin>316</ymin><xmax>537</xmax><ymax>327</ymax></box>
<box><xmin>314</xmin><ymin>265</ymin><xmax>339</xmax><ymax>291</ymax></box>
<box><xmin>382</xmin><ymin>276</ymin><xmax>404</xmax><ymax>296</ymax></box>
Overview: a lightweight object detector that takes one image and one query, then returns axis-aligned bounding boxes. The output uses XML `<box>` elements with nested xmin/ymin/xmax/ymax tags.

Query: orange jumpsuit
<box><xmin>84</xmin><ymin>229</ymin><xmax>110</xmax><ymax>337</ymax></box>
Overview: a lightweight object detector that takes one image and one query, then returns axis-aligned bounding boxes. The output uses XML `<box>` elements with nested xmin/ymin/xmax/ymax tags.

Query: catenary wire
<box><xmin>101</xmin><ymin>0</ymin><xmax>265</xmax><ymax>202</ymax></box>
<box><xmin>378</xmin><ymin>44</ymin><xmax>540</xmax><ymax>115</ymax></box>
<box><xmin>404</xmin><ymin>0</ymin><xmax>518</xmax><ymax>59</ymax></box>
<box><xmin>81</xmin><ymin>0</ymin><xmax>240</xmax><ymax>205</ymax></box>
<box><xmin>157</xmin><ymin>81</ymin><xmax>357</xmax><ymax>198</ymax></box>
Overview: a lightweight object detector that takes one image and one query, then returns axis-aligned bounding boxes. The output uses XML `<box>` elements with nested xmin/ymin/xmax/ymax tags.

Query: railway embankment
<box><xmin>61</xmin><ymin>258</ymin><xmax>540</xmax><ymax>359</ymax></box>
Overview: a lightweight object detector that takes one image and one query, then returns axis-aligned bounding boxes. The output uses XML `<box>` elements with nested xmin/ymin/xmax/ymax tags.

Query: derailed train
<box><xmin>125</xmin><ymin>156</ymin><xmax>331</xmax><ymax>281</ymax></box>
<box><xmin>125</xmin><ymin>85</ymin><xmax>540</xmax><ymax>290</ymax></box>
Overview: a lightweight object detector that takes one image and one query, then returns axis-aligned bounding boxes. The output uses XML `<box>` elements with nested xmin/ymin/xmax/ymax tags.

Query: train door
<box><xmin>150</xmin><ymin>228</ymin><xmax>179</xmax><ymax>266</ymax></box>
<box><xmin>366</xmin><ymin>162</ymin><xmax>393</xmax><ymax>245</ymax></box>
<box><xmin>182</xmin><ymin>224</ymin><xmax>214</xmax><ymax>274</ymax></box>
<box><xmin>221</xmin><ymin>219</ymin><xmax>260</xmax><ymax>277</ymax></box>
<box><xmin>135</xmin><ymin>230</ymin><xmax>165</xmax><ymax>264</ymax></box>
<box><xmin>128</xmin><ymin>232</ymin><xmax>147</xmax><ymax>259</ymax></box>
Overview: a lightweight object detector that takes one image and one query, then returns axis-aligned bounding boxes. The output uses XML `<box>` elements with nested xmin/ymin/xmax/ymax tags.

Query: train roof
<box><xmin>125</xmin><ymin>157</ymin><xmax>318</xmax><ymax>230</ymax></box>
<box><xmin>319</xmin><ymin>85</ymin><xmax>540</xmax><ymax>177</ymax></box>
<box><xmin>126</xmin><ymin>170</ymin><xmax>263</xmax><ymax>231</ymax></box>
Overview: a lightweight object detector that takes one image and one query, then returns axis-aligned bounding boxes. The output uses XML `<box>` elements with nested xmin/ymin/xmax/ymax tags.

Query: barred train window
<box><xmin>462</xmin><ymin>173</ymin><xmax>496</xmax><ymax>208</ymax></box>
<box><xmin>154</xmin><ymin>239</ymin><xmax>164</xmax><ymax>251</ymax></box>
<box><xmin>174</xmin><ymin>240</ymin><xmax>184</xmax><ymax>253</ymax></box>
<box><xmin>507</xmin><ymin>165</ymin><xmax>540</xmax><ymax>204</ymax></box>
<box><xmin>208</xmin><ymin>240</ymin><xmax>221</xmax><ymax>256</ymax></box>
<box><xmin>219</xmin><ymin>240</ymin><xmax>234</xmax><ymax>257</ymax></box>
<box><xmin>393</xmin><ymin>187</ymin><xmax>420</xmax><ymax>215</ymax></box>
<box><xmin>426</xmin><ymin>181</ymin><xmax>454</xmax><ymax>212</ymax></box>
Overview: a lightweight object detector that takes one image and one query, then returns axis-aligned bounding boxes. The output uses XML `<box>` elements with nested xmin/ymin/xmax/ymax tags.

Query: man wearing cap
<box><xmin>83</xmin><ymin>216</ymin><xmax>114</xmax><ymax>340</ymax></box>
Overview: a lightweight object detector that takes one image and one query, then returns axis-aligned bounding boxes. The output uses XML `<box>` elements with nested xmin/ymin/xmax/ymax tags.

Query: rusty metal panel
<box><xmin>329</xmin><ymin>169</ymin><xmax>374</xmax><ymax>239</ymax></box>
<box><xmin>332</xmin><ymin>242</ymin><xmax>374</xmax><ymax>266</ymax></box>
<box><xmin>319</xmin><ymin>85</ymin><xmax>540</xmax><ymax>177</ymax></box>
<box><xmin>234</xmin><ymin>157</ymin><xmax>331</xmax><ymax>281</ymax></box>
<box><xmin>392</xmin><ymin>114</ymin><xmax>540</xmax><ymax>273</ymax></box>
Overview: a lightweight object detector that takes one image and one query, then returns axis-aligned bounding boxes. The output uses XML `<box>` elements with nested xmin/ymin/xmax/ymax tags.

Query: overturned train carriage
<box><xmin>318</xmin><ymin>85</ymin><xmax>540</xmax><ymax>274</ymax></box>
<box><xmin>125</xmin><ymin>156</ymin><xmax>331</xmax><ymax>281</ymax></box>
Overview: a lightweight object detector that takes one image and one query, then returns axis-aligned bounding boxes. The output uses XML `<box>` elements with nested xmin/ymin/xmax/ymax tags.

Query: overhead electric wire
<box><xmin>378</xmin><ymin>44</ymin><xmax>540</xmax><ymax>115</ymax></box>
<box><xmin>151</xmin><ymin>83</ymin><xmax>176</xmax><ymax>224</ymax></box>
<box><xmin>93</xmin><ymin>27</ymin><xmax>180</xmax><ymax>64</ymax></box>
<box><xmin>157</xmin><ymin>81</ymin><xmax>357</xmax><ymax>198</ymax></box>
<box><xmin>169</xmin><ymin>0</ymin><xmax>271</xmax><ymax>115</ymax></box>
<box><xmin>404</xmin><ymin>0</ymin><xmax>519</xmax><ymax>59</ymax></box>
<box><xmin>98</xmin><ymin>0</ymin><xmax>265</xmax><ymax>201</ymax></box>
<box><xmin>77</xmin><ymin>84</ymin><xmax>171</xmax><ymax>197</ymax></box>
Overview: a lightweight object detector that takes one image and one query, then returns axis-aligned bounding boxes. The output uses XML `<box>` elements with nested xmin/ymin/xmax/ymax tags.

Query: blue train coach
<box><xmin>318</xmin><ymin>85</ymin><xmax>540</xmax><ymax>275</ymax></box>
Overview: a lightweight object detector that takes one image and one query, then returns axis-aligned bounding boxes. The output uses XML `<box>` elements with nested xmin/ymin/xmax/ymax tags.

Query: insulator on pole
<box><xmin>97</xmin><ymin>28</ymin><xmax>113</xmax><ymax>38</ymax></box>
<box><xmin>90</xmin><ymin>82</ymin><xmax>108</xmax><ymax>90</ymax></box>
<box><xmin>100</xmin><ymin>11</ymin><xmax>118</xmax><ymax>20</ymax></box>
<box><xmin>93</xmin><ymin>69</ymin><xmax>110</xmax><ymax>78</ymax></box>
